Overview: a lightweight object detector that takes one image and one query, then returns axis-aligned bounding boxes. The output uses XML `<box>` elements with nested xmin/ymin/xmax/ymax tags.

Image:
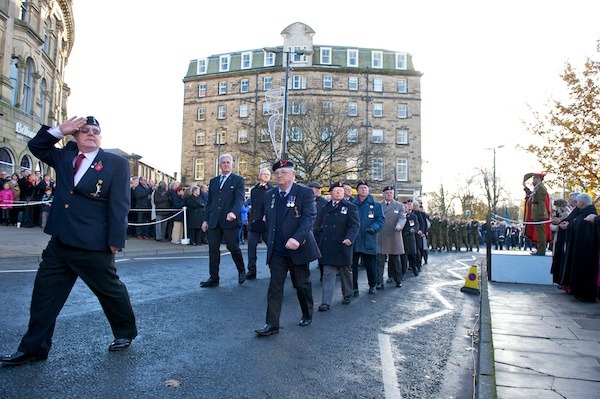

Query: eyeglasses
<box><xmin>79</xmin><ymin>127</ymin><xmax>101</xmax><ymax>135</ymax></box>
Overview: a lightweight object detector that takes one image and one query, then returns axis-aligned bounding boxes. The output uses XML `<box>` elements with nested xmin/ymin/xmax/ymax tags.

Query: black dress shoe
<box><xmin>318</xmin><ymin>304</ymin><xmax>330</xmax><ymax>311</ymax></box>
<box><xmin>238</xmin><ymin>272</ymin><xmax>246</xmax><ymax>285</ymax></box>
<box><xmin>396</xmin><ymin>282</ymin><xmax>402</xmax><ymax>288</ymax></box>
<box><xmin>353</xmin><ymin>289</ymin><xmax>359</xmax><ymax>298</ymax></box>
<box><xmin>368</xmin><ymin>287</ymin><xmax>377</xmax><ymax>294</ymax></box>
<box><xmin>245</xmin><ymin>272</ymin><xmax>256</xmax><ymax>280</ymax></box>
<box><xmin>299</xmin><ymin>317</ymin><xmax>312</xmax><ymax>327</ymax></box>
<box><xmin>200</xmin><ymin>278</ymin><xmax>219</xmax><ymax>287</ymax></box>
<box><xmin>108</xmin><ymin>338</ymin><xmax>131</xmax><ymax>352</ymax></box>
<box><xmin>1</xmin><ymin>351</ymin><xmax>48</xmax><ymax>366</ymax></box>
<box><xmin>255</xmin><ymin>324</ymin><xmax>280</xmax><ymax>336</ymax></box>
<box><xmin>376</xmin><ymin>283</ymin><xmax>385</xmax><ymax>290</ymax></box>
<box><xmin>342</xmin><ymin>296</ymin><xmax>352</xmax><ymax>305</ymax></box>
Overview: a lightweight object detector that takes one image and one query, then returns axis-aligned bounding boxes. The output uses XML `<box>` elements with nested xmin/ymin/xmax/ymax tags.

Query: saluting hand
<box><xmin>59</xmin><ymin>116</ymin><xmax>87</xmax><ymax>135</ymax></box>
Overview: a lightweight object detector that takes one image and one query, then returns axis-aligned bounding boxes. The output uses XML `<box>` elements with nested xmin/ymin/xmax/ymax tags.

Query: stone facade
<box><xmin>181</xmin><ymin>22</ymin><xmax>422</xmax><ymax>198</ymax></box>
<box><xmin>0</xmin><ymin>0</ymin><xmax>75</xmax><ymax>178</ymax></box>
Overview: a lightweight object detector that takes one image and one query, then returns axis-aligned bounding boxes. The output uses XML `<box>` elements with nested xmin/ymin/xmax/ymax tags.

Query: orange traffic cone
<box><xmin>461</xmin><ymin>265</ymin><xmax>480</xmax><ymax>294</ymax></box>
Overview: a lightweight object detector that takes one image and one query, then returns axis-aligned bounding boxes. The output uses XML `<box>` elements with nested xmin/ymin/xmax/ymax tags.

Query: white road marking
<box><xmin>0</xmin><ymin>269</ymin><xmax>38</xmax><ymax>273</ymax></box>
<box><xmin>379</xmin><ymin>256</ymin><xmax>476</xmax><ymax>399</ymax></box>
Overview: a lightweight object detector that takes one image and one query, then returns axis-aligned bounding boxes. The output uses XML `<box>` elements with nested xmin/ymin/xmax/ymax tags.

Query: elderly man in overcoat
<box><xmin>376</xmin><ymin>185</ymin><xmax>407</xmax><ymax>288</ymax></box>
<box><xmin>313</xmin><ymin>181</ymin><xmax>360</xmax><ymax>309</ymax></box>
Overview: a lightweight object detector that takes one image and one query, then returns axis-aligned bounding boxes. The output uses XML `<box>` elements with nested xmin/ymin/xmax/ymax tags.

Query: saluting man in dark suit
<box><xmin>255</xmin><ymin>160</ymin><xmax>321</xmax><ymax>336</ymax></box>
<box><xmin>1</xmin><ymin>116</ymin><xmax>138</xmax><ymax>366</ymax></box>
<box><xmin>200</xmin><ymin>153</ymin><xmax>247</xmax><ymax>287</ymax></box>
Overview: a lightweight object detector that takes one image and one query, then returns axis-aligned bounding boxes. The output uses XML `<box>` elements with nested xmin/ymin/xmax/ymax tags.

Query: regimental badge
<box><xmin>294</xmin><ymin>206</ymin><xmax>301</xmax><ymax>218</ymax></box>
<box><xmin>271</xmin><ymin>195</ymin><xmax>276</xmax><ymax>209</ymax></box>
<box><xmin>341</xmin><ymin>206</ymin><xmax>348</xmax><ymax>215</ymax></box>
<box><xmin>368</xmin><ymin>210</ymin><xmax>374</xmax><ymax>219</ymax></box>
<box><xmin>90</xmin><ymin>179</ymin><xmax>103</xmax><ymax>197</ymax></box>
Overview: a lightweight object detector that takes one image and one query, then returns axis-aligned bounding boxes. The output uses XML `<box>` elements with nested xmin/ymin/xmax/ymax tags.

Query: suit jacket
<box><xmin>264</xmin><ymin>183</ymin><xmax>321</xmax><ymax>265</ymax></box>
<box><xmin>248</xmin><ymin>182</ymin><xmax>273</xmax><ymax>232</ymax></box>
<box><xmin>204</xmin><ymin>173</ymin><xmax>245</xmax><ymax>229</ymax></box>
<box><xmin>28</xmin><ymin>126</ymin><xmax>130</xmax><ymax>251</ymax></box>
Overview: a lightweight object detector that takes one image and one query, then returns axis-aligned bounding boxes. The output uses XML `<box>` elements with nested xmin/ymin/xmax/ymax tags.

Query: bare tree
<box><xmin>241</xmin><ymin>100</ymin><xmax>390</xmax><ymax>183</ymax></box>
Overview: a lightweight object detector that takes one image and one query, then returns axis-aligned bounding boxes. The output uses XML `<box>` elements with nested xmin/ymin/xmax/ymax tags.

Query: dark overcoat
<box><xmin>314</xmin><ymin>199</ymin><xmax>359</xmax><ymax>266</ymax></box>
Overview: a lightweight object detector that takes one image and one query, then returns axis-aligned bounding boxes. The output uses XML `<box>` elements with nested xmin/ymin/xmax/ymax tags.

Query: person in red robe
<box><xmin>523</xmin><ymin>172</ymin><xmax>552</xmax><ymax>255</ymax></box>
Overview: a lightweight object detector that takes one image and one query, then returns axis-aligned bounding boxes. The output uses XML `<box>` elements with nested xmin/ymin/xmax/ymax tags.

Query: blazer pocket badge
<box><xmin>90</xmin><ymin>179</ymin><xmax>103</xmax><ymax>197</ymax></box>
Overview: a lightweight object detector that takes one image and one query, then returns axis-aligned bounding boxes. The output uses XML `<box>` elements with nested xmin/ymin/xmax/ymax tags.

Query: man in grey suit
<box><xmin>200</xmin><ymin>153</ymin><xmax>247</xmax><ymax>287</ymax></box>
<box><xmin>1</xmin><ymin>116</ymin><xmax>137</xmax><ymax>366</ymax></box>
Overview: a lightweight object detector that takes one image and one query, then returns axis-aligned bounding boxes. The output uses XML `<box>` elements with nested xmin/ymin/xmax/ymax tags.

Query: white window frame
<box><xmin>237</xmin><ymin>158</ymin><xmax>248</xmax><ymax>176</ymax></box>
<box><xmin>323</xmin><ymin>75</ymin><xmax>333</xmax><ymax>89</ymax></box>
<box><xmin>323</xmin><ymin>101</ymin><xmax>333</xmax><ymax>114</ymax></box>
<box><xmin>346</xmin><ymin>157</ymin><xmax>358</xmax><ymax>180</ymax></box>
<box><xmin>262</xmin><ymin>103</ymin><xmax>270</xmax><ymax>115</ymax></box>
<box><xmin>397</xmin><ymin>104</ymin><xmax>408</xmax><ymax>119</ymax></box>
<box><xmin>348</xmin><ymin>102</ymin><xmax>358</xmax><ymax>117</ymax></box>
<box><xmin>218</xmin><ymin>81</ymin><xmax>227</xmax><ymax>95</ymax></box>
<box><xmin>373</xmin><ymin>103</ymin><xmax>383</xmax><ymax>118</ymax></box>
<box><xmin>260</xmin><ymin>129</ymin><xmax>270</xmax><ymax>142</ymax></box>
<box><xmin>197</xmin><ymin>58</ymin><xmax>208</xmax><ymax>75</ymax></box>
<box><xmin>263</xmin><ymin>76</ymin><xmax>272</xmax><ymax>91</ymax></box>
<box><xmin>320</xmin><ymin>47</ymin><xmax>332</xmax><ymax>65</ymax></box>
<box><xmin>264</xmin><ymin>51</ymin><xmax>275</xmax><ymax>67</ymax></box>
<box><xmin>240</xmin><ymin>79</ymin><xmax>249</xmax><ymax>93</ymax></box>
<box><xmin>241</xmin><ymin>52</ymin><xmax>252</xmax><ymax>69</ymax></box>
<box><xmin>396</xmin><ymin>129</ymin><xmax>409</xmax><ymax>145</ymax></box>
<box><xmin>347</xmin><ymin>49</ymin><xmax>359</xmax><ymax>67</ymax></box>
<box><xmin>347</xmin><ymin>128</ymin><xmax>358</xmax><ymax>142</ymax></box>
<box><xmin>238</xmin><ymin>130</ymin><xmax>248</xmax><ymax>143</ymax></box>
<box><xmin>197</xmin><ymin>107</ymin><xmax>206</xmax><ymax>121</ymax></box>
<box><xmin>194</xmin><ymin>158</ymin><xmax>205</xmax><ymax>181</ymax></box>
<box><xmin>348</xmin><ymin>76</ymin><xmax>358</xmax><ymax>91</ymax></box>
<box><xmin>217</xmin><ymin>105</ymin><xmax>227</xmax><ymax>119</ymax></box>
<box><xmin>371</xmin><ymin>158</ymin><xmax>384</xmax><ymax>181</ymax></box>
<box><xmin>373</xmin><ymin>77</ymin><xmax>383</xmax><ymax>92</ymax></box>
<box><xmin>290</xmin><ymin>127</ymin><xmax>304</xmax><ymax>142</ymax></box>
<box><xmin>396</xmin><ymin>52</ymin><xmax>407</xmax><ymax>70</ymax></box>
<box><xmin>396</xmin><ymin>158</ymin><xmax>408</xmax><ymax>181</ymax></box>
<box><xmin>239</xmin><ymin>104</ymin><xmax>248</xmax><ymax>118</ymax></box>
<box><xmin>372</xmin><ymin>51</ymin><xmax>383</xmax><ymax>69</ymax></box>
<box><xmin>372</xmin><ymin>129</ymin><xmax>384</xmax><ymax>143</ymax></box>
<box><xmin>195</xmin><ymin>131</ymin><xmax>206</xmax><ymax>146</ymax></box>
<box><xmin>216</xmin><ymin>130</ymin><xmax>227</xmax><ymax>145</ymax></box>
<box><xmin>219</xmin><ymin>55</ymin><xmax>230</xmax><ymax>72</ymax></box>
<box><xmin>291</xmin><ymin>75</ymin><xmax>307</xmax><ymax>90</ymax></box>
<box><xmin>198</xmin><ymin>83</ymin><xmax>207</xmax><ymax>97</ymax></box>
<box><xmin>397</xmin><ymin>79</ymin><xmax>408</xmax><ymax>93</ymax></box>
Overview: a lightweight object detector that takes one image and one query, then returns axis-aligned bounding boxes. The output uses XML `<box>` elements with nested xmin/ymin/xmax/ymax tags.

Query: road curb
<box><xmin>476</xmin><ymin>262</ymin><xmax>497</xmax><ymax>399</ymax></box>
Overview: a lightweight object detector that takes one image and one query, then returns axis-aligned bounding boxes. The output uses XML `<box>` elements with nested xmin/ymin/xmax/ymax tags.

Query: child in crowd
<box><xmin>40</xmin><ymin>187</ymin><xmax>53</xmax><ymax>229</ymax></box>
<box><xmin>0</xmin><ymin>181</ymin><xmax>14</xmax><ymax>225</ymax></box>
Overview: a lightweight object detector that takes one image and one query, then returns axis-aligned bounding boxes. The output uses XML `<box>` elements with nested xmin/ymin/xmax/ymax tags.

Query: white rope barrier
<box><xmin>491</xmin><ymin>213</ymin><xmax>551</xmax><ymax>225</ymax></box>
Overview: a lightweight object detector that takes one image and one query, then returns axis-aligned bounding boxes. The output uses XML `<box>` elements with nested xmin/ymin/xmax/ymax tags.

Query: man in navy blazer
<box><xmin>255</xmin><ymin>160</ymin><xmax>321</xmax><ymax>336</ymax></box>
<box><xmin>200</xmin><ymin>153</ymin><xmax>247</xmax><ymax>287</ymax></box>
<box><xmin>1</xmin><ymin>116</ymin><xmax>137</xmax><ymax>366</ymax></box>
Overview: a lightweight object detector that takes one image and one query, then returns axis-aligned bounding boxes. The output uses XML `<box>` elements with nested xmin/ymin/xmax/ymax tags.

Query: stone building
<box><xmin>0</xmin><ymin>0</ymin><xmax>74</xmax><ymax>177</ymax></box>
<box><xmin>182</xmin><ymin>22</ymin><xmax>422</xmax><ymax>198</ymax></box>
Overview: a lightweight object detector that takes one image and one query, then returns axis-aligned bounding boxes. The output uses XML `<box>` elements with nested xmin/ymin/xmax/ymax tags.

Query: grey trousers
<box><xmin>321</xmin><ymin>265</ymin><xmax>353</xmax><ymax>305</ymax></box>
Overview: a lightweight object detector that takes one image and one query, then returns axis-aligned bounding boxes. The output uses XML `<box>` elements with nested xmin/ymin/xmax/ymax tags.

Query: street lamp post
<box><xmin>483</xmin><ymin>144</ymin><xmax>505</xmax><ymax>281</ymax></box>
<box><xmin>264</xmin><ymin>47</ymin><xmax>312</xmax><ymax>161</ymax></box>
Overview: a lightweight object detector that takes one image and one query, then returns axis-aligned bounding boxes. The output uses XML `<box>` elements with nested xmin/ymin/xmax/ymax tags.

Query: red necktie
<box><xmin>73</xmin><ymin>153</ymin><xmax>86</xmax><ymax>173</ymax></box>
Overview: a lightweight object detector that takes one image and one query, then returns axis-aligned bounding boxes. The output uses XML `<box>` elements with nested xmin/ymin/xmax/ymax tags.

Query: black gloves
<box><xmin>366</xmin><ymin>227</ymin><xmax>376</xmax><ymax>235</ymax></box>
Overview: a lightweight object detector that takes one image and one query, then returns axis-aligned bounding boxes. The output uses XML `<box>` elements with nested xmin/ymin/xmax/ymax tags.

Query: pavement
<box><xmin>1</xmin><ymin>225</ymin><xmax>599</xmax><ymax>398</ymax></box>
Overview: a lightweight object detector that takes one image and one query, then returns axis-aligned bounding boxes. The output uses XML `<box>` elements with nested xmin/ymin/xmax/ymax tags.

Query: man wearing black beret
<box><xmin>255</xmin><ymin>160</ymin><xmax>321</xmax><ymax>336</ymax></box>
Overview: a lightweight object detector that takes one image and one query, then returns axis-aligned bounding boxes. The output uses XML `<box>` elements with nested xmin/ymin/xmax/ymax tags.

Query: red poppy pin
<box><xmin>280</xmin><ymin>160</ymin><xmax>287</xmax><ymax>167</ymax></box>
<box><xmin>92</xmin><ymin>160</ymin><xmax>103</xmax><ymax>171</ymax></box>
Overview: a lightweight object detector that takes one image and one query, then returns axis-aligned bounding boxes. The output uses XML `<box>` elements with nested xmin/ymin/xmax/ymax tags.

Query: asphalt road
<box><xmin>0</xmin><ymin>249</ymin><xmax>484</xmax><ymax>399</ymax></box>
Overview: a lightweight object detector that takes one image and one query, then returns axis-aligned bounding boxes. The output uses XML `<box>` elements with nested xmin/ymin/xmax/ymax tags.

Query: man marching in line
<box><xmin>255</xmin><ymin>160</ymin><xmax>321</xmax><ymax>336</ymax></box>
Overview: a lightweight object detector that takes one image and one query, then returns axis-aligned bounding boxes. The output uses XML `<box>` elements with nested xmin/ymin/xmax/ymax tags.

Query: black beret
<box><xmin>85</xmin><ymin>116</ymin><xmax>100</xmax><ymax>127</ymax></box>
<box><xmin>272</xmin><ymin>159</ymin><xmax>295</xmax><ymax>172</ymax></box>
<box><xmin>329</xmin><ymin>181</ymin><xmax>345</xmax><ymax>192</ymax></box>
<box><xmin>356</xmin><ymin>180</ymin><xmax>369</xmax><ymax>189</ymax></box>
<box><xmin>382</xmin><ymin>185</ymin><xmax>394</xmax><ymax>192</ymax></box>
<box><xmin>308</xmin><ymin>181</ymin><xmax>322</xmax><ymax>188</ymax></box>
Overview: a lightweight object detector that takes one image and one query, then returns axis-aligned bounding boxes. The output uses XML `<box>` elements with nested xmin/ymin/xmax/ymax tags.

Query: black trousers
<box><xmin>265</xmin><ymin>253</ymin><xmax>313</xmax><ymax>326</ymax></box>
<box><xmin>18</xmin><ymin>237</ymin><xmax>137</xmax><ymax>356</ymax></box>
<box><xmin>247</xmin><ymin>230</ymin><xmax>267</xmax><ymax>274</ymax></box>
<box><xmin>352</xmin><ymin>252</ymin><xmax>377</xmax><ymax>289</ymax></box>
<box><xmin>377</xmin><ymin>254</ymin><xmax>401</xmax><ymax>284</ymax></box>
<box><xmin>207</xmin><ymin>225</ymin><xmax>245</xmax><ymax>281</ymax></box>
